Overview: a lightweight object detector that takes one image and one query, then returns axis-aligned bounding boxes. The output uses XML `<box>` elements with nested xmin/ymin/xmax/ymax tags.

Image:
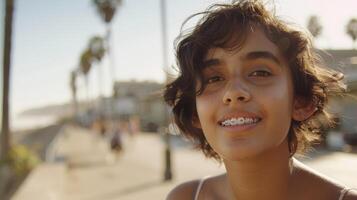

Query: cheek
<box><xmin>196</xmin><ymin>95</ymin><xmax>221</xmax><ymax>152</ymax></box>
<box><xmin>263</xmin><ymin>77</ymin><xmax>294</xmax><ymax>134</ymax></box>
<box><xmin>196</xmin><ymin>94</ymin><xmax>218</xmax><ymax>128</ymax></box>
<box><xmin>272</xmin><ymin>84</ymin><xmax>293</xmax><ymax>112</ymax></box>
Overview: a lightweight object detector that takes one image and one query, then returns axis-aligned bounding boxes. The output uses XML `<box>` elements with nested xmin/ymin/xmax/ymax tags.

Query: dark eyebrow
<box><xmin>244</xmin><ymin>51</ymin><xmax>282</xmax><ymax>65</ymax></box>
<box><xmin>202</xmin><ymin>59</ymin><xmax>220</xmax><ymax>69</ymax></box>
<box><xmin>202</xmin><ymin>51</ymin><xmax>282</xmax><ymax>69</ymax></box>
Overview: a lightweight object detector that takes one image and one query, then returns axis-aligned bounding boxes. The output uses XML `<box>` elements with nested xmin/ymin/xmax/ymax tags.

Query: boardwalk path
<box><xmin>59</xmin><ymin>125</ymin><xmax>357</xmax><ymax>200</ymax></box>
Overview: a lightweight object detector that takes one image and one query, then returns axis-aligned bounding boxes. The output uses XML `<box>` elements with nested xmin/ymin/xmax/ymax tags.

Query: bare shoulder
<box><xmin>293</xmin><ymin>159</ymin><xmax>348</xmax><ymax>198</ymax></box>
<box><xmin>166</xmin><ymin>180</ymin><xmax>200</xmax><ymax>200</ymax></box>
<box><xmin>344</xmin><ymin>189</ymin><xmax>357</xmax><ymax>200</ymax></box>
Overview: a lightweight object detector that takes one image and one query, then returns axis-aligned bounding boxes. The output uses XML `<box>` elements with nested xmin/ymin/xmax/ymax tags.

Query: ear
<box><xmin>292</xmin><ymin>97</ymin><xmax>317</xmax><ymax>121</ymax></box>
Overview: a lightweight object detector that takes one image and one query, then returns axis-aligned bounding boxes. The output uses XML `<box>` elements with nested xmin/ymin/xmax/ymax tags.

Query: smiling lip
<box><xmin>217</xmin><ymin>112</ymin><xmax>262</xmax><ymax>133</ymax></box>
<box><xmin>218</xmin><ymin>112</ymin><xmax>262</xmax><ymax>125</ymax></box>
<box><xmin>219</xmin><ymin>122</ymin><xmax>260</xmax><ymax>134</ymax></box>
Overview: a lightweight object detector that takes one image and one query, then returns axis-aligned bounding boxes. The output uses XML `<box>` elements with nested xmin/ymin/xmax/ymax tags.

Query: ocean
<box><xmin>11</xmin><ymin>114</ymin><xmax>59</xmax><ymax>132</ymax></box>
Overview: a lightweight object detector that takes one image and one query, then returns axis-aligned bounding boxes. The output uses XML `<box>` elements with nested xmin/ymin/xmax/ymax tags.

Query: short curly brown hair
<box><xmin>164</xmin><ymin>0</ymin><xmax>345</xmax><ymax>161</ymax></box>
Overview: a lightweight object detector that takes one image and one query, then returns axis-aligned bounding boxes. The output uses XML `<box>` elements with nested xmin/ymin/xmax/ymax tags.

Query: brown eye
<box><xmin>205</xmin><ymin>76</ymin><xmax>224</xmax><ymax>84</ymax></box>
<box><xmin>250</xmin><ymin>70</ymin><xmax>272</xmax><ymax>77</ymax></box>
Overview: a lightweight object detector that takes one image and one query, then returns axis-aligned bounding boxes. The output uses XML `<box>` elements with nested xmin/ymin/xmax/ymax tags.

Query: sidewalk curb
<box><xmin>45</xmin><ymin>125</ymin><xmax>66</xmax><ymax>162</ymax></box>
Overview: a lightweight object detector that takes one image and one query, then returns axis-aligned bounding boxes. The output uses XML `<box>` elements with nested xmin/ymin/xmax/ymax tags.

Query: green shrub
<box><xmin>0</xmin><ymin>145</ymin><xmax>40</xmax><ymax>177</ymax></box>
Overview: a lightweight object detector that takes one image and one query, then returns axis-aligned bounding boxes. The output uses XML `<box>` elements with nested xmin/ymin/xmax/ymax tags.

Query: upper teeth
<box><xmin>221</xmin><ymin>117</ymin><xmax>259</xmax><ymax>126</ymax></box>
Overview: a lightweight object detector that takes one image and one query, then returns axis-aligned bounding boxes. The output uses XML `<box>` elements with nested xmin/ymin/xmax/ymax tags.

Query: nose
<box><xmin>222</xmin><ymin>81</ymin><xmax>251</xmax><ymax>104</ymax></box>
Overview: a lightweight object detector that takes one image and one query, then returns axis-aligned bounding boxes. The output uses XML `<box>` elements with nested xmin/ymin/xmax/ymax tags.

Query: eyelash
<box><xmin>249</xmin><ymin>70</ymin><xmax>272</xmax><ymax>77</ymax></box>
<box><xmin>205</xmin><ymin>76</ymin><xmax>224</xmax><ymax>84</ymax></box>
<box><xmin>203</xmin><ymin>69</ymin><xmax>272</xmax><ymax>84</ymax></box>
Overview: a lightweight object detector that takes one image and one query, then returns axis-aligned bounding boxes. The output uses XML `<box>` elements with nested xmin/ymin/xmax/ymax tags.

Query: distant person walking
<box><xmin>110</xmin><ymin>126</ymin><xmax>123</xmax><ymax>160</ymax></box>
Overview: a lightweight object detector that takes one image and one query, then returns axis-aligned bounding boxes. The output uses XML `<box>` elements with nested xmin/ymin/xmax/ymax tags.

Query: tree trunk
<box><xmin>1</xmin><ymin>0</ymin><xmax>14</xmax><ymax>161</ymax></box>
<box><xmin>71</xmin><ymin>83</ymin><xmax>78</xmax><ymax>117</ymax></box>
<box><xmin>105</xmin><ymin>24</ymin><xmax>116</xmax><ymax>122</ymax></box>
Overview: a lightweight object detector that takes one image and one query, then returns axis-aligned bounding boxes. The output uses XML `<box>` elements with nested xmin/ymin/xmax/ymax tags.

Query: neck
<box><xmin>223</xmin><ymin>140</ymin><xmax>295</xmax><ymax>200</ymax></box>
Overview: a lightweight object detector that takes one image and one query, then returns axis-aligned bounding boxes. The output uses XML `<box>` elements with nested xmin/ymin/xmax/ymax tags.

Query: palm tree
<box><xmin>307</xmin><ymin>15</ymin><xmax>322</xmax><ymax>39</ymax></box>
<box><xmin>93</xmin><ymin>0</ymin><xmax>122</xmax><ymax>24</ymax></box>
<box><xmin>346</xmin><ymin>18</ymin><xmax>357</xmax><ymax>48</ymax></box>
<box><xmin>93</xmin><ymin>0</ymin><xmax>122</xmax><ymax>124</ymax></box>
<box><xmin>89</xmin><ymin>36</ymin><xmax>105</xmax><ymax>62</ymax></box>
<box><xmin>79</xmin><ymin>48</ymin><xmax>93</xmax><ymax>110</ymax></box>
<box><xmin>88</xmin><ymin>36</ymin><xmax>106</xmax><ymax>98</ymax></box>
<box><xmin>92</xmin><ymin>0</ymin><xmax>122</xmax><ymax>95</ymax></box>
<box><xmin>88</xmin><ymin>36</ymin><xmax>106</xmax><ymax>118</ymax></box>
<box><xmin>1</xmin><ymin>0</ymin><xmax>14</xmax><ymax>161</ymax></box>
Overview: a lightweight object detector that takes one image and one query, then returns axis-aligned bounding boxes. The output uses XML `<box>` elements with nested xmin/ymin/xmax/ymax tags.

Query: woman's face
<box><xmin>195</xmin><ymin>28</ymin><xmax>296</xmax><ymax>160</ymax></box>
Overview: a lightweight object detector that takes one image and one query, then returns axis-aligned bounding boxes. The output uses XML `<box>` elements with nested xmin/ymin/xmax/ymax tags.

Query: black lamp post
<box><xmin>163</xmin><ymin>127</ymin><xmax>172</xmax><ymax>181</ymax></box>
<box><xmin>160</xmin><ymin>0</ymin><xmax>172</xmax><ymax>181</ymax></box>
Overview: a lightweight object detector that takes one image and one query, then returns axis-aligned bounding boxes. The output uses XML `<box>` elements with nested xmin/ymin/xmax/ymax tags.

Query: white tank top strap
<box><xmin>338</xmin><ymin>188</ymin><xmax>356</xmax><ymax>200</ymax></box>
<box><xmin>194</xmin><ymin>176</ymin><xmax>210</xmax><ymax>200</ymax></box>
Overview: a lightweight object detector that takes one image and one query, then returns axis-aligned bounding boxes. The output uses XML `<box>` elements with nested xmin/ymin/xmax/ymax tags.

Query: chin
<box><xmin>219</xmin><ymin>145</ymin><xmax>264</xmax><ymax>161</ymax></box>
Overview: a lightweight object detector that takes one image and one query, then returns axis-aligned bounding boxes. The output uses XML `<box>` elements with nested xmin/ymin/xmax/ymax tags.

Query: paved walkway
<box><xmin>58</xmin><ymin>125</ymin><xmax>224</xmax><ymax>200</ymax></box>
<box><xmin>57</xmin><ymin>125</ymin><xmax>357</xmax><ymax>200</ymax></box>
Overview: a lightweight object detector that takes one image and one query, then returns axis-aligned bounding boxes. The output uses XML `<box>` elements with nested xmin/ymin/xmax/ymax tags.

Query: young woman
<box><xmin>164</xmin><ymin>1</ymin><xmax>357</xmax><ymax>199</ymax></box>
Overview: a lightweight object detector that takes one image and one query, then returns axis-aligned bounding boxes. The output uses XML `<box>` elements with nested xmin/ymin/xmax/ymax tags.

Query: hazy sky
<box><xmin>9</xmin><ymin>0</ymin><xmax>357</xmax><ymax>117</ymax></box>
